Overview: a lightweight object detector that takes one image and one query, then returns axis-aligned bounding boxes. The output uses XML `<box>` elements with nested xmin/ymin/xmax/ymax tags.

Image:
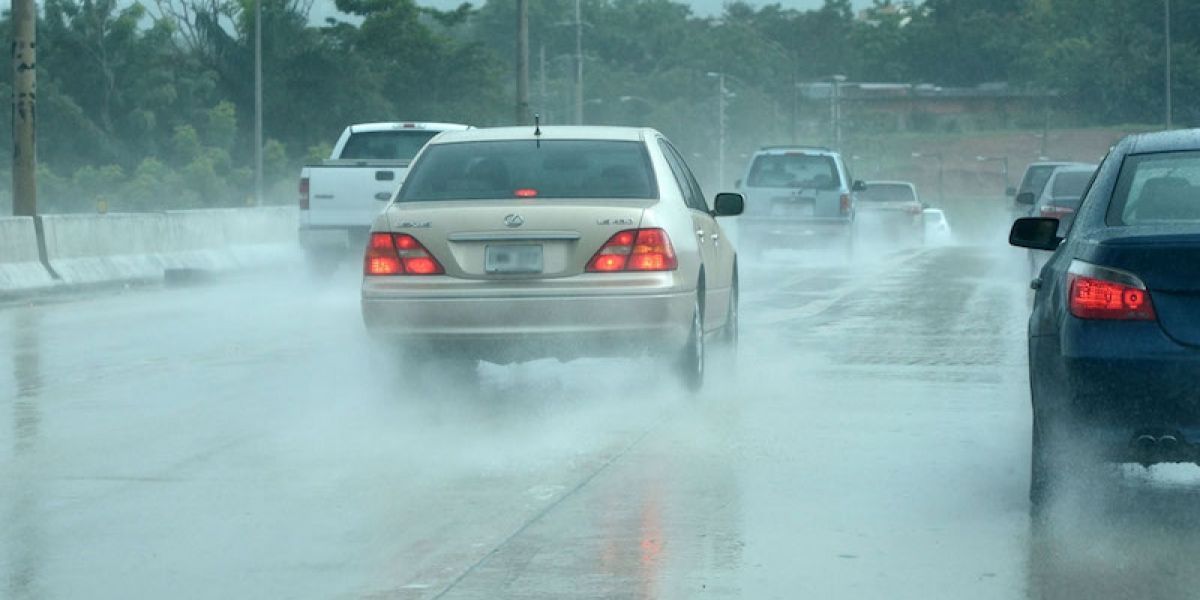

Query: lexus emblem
<box><xmin>504</xmin><ymin>214</ymin><xmax>525</xmax><ymax>228</ymax></box>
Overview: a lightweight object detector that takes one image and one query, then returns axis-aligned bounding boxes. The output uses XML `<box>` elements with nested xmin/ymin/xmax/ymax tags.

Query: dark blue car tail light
<box><xmin>1067</xmin><ymin>260</ymin><xmax>1156</xmax><ymax>321</ymax></box>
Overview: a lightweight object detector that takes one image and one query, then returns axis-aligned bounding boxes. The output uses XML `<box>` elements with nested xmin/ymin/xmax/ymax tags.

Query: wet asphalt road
<box><xmin>5</xmin><ymin>233</ymin><xmax>1200</xmax><ymax>599</ymax></box>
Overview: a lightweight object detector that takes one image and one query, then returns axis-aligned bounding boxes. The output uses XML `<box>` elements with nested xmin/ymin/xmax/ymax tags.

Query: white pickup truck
<box><xmin>298</xmin><ymin>122</ymin><xmax>470</xmax><ymax>276</ymax></box>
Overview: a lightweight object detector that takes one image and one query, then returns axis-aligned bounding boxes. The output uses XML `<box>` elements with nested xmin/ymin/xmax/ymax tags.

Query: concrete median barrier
<box><xmin>0</xmin><ymin>217</ymin><xmax>55</xmax><ymax>291</ymax></box>
<box><xmin>35</xmin><ymin>206</ymin><xmax>300</xmax><ymax>287</ymax></box>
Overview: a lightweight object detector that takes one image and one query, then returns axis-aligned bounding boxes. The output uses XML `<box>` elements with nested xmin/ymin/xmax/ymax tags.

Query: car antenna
<box><xmin>534</xmin><ymin>114</ymin><xmax>542</xmax><ymax>148</ymax></box>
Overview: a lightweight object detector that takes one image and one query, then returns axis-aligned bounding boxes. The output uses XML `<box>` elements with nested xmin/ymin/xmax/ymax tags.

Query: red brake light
<box><xmin>365</xmin><ymin>233</ymin><xmax>402</xmax><ymax>275</ymax></box>
<box><xmin>840</xmin><ymin>194</ymin><xmax>851</xmax><ymax>214</ymax></box>
<box><xmin>299</xmin><ymin>177</ymin><xmax>310</xmax><ymax>210</ymax></box>
<box><xmin>587</xmin><ymin>228</ymin><xmax>677</xmax><ymax>272</ymax></box>
<box><xmin>1067</xmin><ymin>262</ymin><xmax>1155</xmax><ymax>320</ymax></box>
<box><xmin>514</xmin><ymin>188</ymin><xmax>538</xmax><ymax>198</ymax></box>
<box><xmin>363</xmin><ymin>233</ymin><xmax>445</xmax><ymax>276</ymax></box>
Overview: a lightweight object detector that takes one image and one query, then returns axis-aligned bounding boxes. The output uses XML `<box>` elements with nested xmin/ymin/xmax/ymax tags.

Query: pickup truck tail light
<box><xmin>587</xmin><ymin>229</ymin><xmax>678</xmax><ymax>272</ymax></box>
<box><xmin>299</xmin><ymin>177</ymin><xmax>310</xmax><ymax>210</ymax></box>
<box><xmin>364</xmin><ymin>233</ymin><xmax>445</xmax><ymax>276</ymax></box>
<box><xmin>839</xmin><ymin>194</ymin><xmax>852</xmax><ymax>215</ymax></box>
<box><xmin>1067</xmin><ymin>260</ymin><xmax>1155</xmax><ymax>321</ymax></box>
<box><xmin>1041</xmin><ymin>206</ymin><xmax>1075</xmax><ymax>218</ymax></box>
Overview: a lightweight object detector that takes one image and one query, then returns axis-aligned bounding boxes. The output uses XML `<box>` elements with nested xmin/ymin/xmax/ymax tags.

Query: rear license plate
<box><xmin>485</xmin><ymin>245</ymin><xmax>543</xmax><ymax>273</ymax></box>
<box><xmin>771</xmin><ymin>197</ymin><xmax>815</xmax><ymax>217</ymax></box>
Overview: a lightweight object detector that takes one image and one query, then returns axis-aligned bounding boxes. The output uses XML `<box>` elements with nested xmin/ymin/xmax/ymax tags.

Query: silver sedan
<box><xmin>361</xmin><ymin>126</ymin><xmax>744</xmax><ymax>390</ymax></box>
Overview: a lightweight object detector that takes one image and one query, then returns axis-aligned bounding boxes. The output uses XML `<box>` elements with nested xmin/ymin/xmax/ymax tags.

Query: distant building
<box><xmin>798</xmin><ymin>81</ymin><xmax>1053</xmax><ymax>133</ymax></box>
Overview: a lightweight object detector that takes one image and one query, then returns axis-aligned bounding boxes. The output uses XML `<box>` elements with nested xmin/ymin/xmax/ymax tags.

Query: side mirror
<box><xmin>852</xmin><ymin>180</ymin><xmax>867</xmax><ymax>192</ymax></box>
<box><xmin>1015</xmin><ymin>191</ymin><xmax>1036</xmax><ymax>205</ymax></box>
<box><xmin>1006</xmin><ymin>186</ymin><xmax>1017</xmax><ymax>197</ymax></box>
<box><xmin>1009</xmin><ymin>217</ymin><xmax>1062</xmax><ymax>251</ymax></box>
<box><xmin>920</xmin><ymin>201</ymin><xmax>930</xmax><ymax>209</ymax></box>
<box><xmin>713</xmin><ymin>192</ymin><xmax>744</xmax><ymax>216</ymax></box>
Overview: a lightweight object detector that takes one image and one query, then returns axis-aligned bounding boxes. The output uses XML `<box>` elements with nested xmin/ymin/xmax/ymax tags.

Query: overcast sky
<box><xmin>310</xmin><ymin>0</ymin><xmax>867</xmax><ymax>24</ymax></box>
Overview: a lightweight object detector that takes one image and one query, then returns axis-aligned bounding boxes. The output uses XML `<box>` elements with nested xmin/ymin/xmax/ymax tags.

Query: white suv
<box><xmin>734</xmin><ymin>146</ymin><xmax>862</xmax><ymax>256</ymax></box>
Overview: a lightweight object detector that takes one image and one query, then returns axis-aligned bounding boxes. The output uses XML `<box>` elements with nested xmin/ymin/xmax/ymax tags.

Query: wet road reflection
<box><xmin>1027</xmin><ymin>468</ymin><xmax>1200</xmax><ymax>600</ymax></box>
<box><xmin>3</xmin><ymin>239</ymin><xmax>1198</xmax><ymax>598</ymax></box>
<box><xmin>6</xmin><ymin>307</ymin><xmax>43</xmax><ymax>600</ymax></box>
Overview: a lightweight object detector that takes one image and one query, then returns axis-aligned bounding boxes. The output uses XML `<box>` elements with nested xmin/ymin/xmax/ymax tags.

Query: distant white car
<box><xmin>922</xmin><ymin>208</ymin><xmax>951</xmax><ymax>242</ymax></box>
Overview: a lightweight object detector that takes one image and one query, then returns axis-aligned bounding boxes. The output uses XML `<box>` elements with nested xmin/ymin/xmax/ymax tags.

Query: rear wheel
<box><xmin>305</xmin><ymin>250</ymin><xmax>341</xmax><ymax>282</ymax></box>
<box><xmin>1029</xmin><ymin>413</ymin><xmax>1110</xmax><ymax>516</ymax></box>
<box><xmin>1029</xmin><ymin>414</ymin><xmax>1055</xmax><ymax>512</ymax></box>
<box><xmin>676</xmin><ymin>297</ymin><xmax>705</xmax><ymax>393</ymax></box>
<box><xmin>720</xmin><ymin>279</ymin><xmax>739</xmax><ymax>350</ymax></box>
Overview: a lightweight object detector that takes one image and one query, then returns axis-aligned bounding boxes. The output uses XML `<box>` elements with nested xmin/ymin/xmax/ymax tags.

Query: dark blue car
<box><xmin>1010</xmin><ymin>129</ymin><xmax>1200</xmax><ymax>509</ymax></box>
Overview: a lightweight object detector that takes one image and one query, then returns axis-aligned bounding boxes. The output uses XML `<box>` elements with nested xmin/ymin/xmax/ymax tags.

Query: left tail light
<box><xmin>364</xmin><ymin>233</ymin><xmax>445</xmax><ymax>276</ymax></box>
<box><xmin>1066</xmin><ymin>260</ymin><xmax>1155</xmax><ymax>320</ymax></box>
<box><xmin>587</xmin><ymin>228</ymin><xmax>678</xmax><ymax>272</ymax></box>
<box><xmin>299</xmin><ymin>176</ymin><xmax>310</xmax><ymax>210</ymax></box>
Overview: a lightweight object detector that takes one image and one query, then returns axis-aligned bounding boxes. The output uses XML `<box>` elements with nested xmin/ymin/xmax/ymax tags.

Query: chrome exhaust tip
<box><xmin>1134</xmin><ymin>434</ymin><xmax>1158</xmax><ymax>451</ymax></box>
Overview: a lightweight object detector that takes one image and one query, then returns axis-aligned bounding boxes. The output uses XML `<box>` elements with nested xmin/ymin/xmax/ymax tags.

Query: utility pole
<box><xmin>12</xmin><ymin>0</ymin><xmax>37</xmax><ymax>216</ymax></box>
<box><xmin>254</xmin><ymin>0</ymin><xmax>264</xmax><ymax>205</ymax></box>
<box><xmin>516</xmin><ymin>0</ymin><xmax>530</xmax><ymax>125</ymax></box>
<box><xmin>573</xmin><ymin>0</ymin><xmax>584</xmax><ymax>124</ymax></box>
<box><xmin>538</xmin><ymin>43</ymin><xmax>546</xmax><ymax>120</ymax></box>
<box><xmin>1165</xmin><ymin>0</ymin><xmax>1173</xmax><ymax>130</ymax></box>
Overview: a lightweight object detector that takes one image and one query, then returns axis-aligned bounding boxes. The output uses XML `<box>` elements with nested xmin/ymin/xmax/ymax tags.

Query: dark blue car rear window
<box><xmin>1108</xmin><ymin>151</ymin><xmax>1200</xmax><ymax>225</ymax></box>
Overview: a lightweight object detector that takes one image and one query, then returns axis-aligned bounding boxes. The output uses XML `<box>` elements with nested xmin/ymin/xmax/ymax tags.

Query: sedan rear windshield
<box><xmin>397</xmin><ymin>140</ymin><xmax>657</xmax><ymax>201</ymax></box>
<box><xmin>1017</xmin><ymin>165</ymin><xmax>1059</xmax><ymax>196</ymax></box>
<box><xmin>339</xmin><ymin>131</ymin><xmax>440</xmax><ymax>160</ymax></box>
<box><xmin>1049</xmin><ymin>170</ymin><xmax>1093</xmax><ymax>199</ymax></box>
<box><xmin>746</xmin><ymin>154</ymin><xmax>841</xmax><ymax>190</ymax></box>
<box><xmin>1108</xmin><ymin>151</ymin><xmax>1200</xmax><ymax>225</ymax></box>
<box><xmin>858</xmin><ymin>184</ymin><xmax>915</xmax><ymax>203</ymax></box>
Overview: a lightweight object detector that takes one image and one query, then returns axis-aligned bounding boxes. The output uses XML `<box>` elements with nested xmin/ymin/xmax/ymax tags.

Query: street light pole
<box><xmin>12</xmin><ymin>0</ymin><xmax>37</xmax><ymax>216</ymax></box>
<box><xmin>574</xmin><ymin>0</ymin><xmax>583</xmax><ymax>125</ymax></box>
<box><xmin>976</xmin><ymin>155</ymin><xmax>1010</xmax><ymax>194</ymax></box>
<box><xmin>707</xmin><ymin>72</ymin><xmax>727</xmax><ymax>190</ymax></box>
<box><xmin>1165</xmin><ymin>0</ymin><xmax>1173</xmax><ymax>130</ymax></box>
<box><xmin>832</xmin><ymin>75</ymin><xmax>846</xmax><ymax>151</ymax></box>
<box><xmin>253</xmin><ymin>0</ymin><xmax>263</xmax><ymax>206</ymax></box>
<box><xmin>913</xmin><ymin>152</ymin><xmax>944</xmax><ymax>204</ymax></box>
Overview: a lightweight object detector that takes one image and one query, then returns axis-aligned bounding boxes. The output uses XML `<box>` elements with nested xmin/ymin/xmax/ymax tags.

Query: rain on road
<box><xmin>5</xmin><ymin>224</ymin><xmax>1200</xmax><ymax>599</ymax></box>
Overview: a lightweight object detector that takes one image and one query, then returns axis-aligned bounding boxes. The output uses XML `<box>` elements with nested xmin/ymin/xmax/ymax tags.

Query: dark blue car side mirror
<box><xmin>1010</xmin><ymin>217</ymin><xmax>1062</xmax><ymax>251</ymax></box>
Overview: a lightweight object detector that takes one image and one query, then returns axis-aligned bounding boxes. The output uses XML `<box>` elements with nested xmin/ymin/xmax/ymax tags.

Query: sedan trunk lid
<box><xmin>384</xmin><ymin>199</ymin><xmax>651</xmax><ymax>278</ymax></box>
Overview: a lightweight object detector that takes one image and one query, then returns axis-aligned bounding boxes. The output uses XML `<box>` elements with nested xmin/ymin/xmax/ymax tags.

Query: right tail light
<box><xmin>839</xmin><ymin>194</ymin><xmax>852</xmax><ymax>215</ymax></box>
<box><xmin>1066</xmin><ymin>260</ymin><xmax>1155</xmax><ymax>320</ymax></box>
<box><xmin>587</xmin><ymin>228</ymin><xmax>678</xmax><ymax>272</ymax></box>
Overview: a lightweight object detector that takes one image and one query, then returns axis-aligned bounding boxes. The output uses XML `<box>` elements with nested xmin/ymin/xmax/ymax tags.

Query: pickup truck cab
<box><xmin>299</xmin><ymin>122</ymin><xmax>470</xmax><ymax>276</ymax></box>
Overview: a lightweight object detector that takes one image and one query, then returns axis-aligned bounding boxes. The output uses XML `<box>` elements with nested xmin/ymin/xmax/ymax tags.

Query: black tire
<box><xmin>1029</xmin><ymin>413</ymin><xmax>1054</xmax><ymax>512</ymax></box>
<box><xmin>720</xmin><ymin>278</ymin><xmax>739</xmax><ymax>350</ymax></box>
<box><xmin>676</xmin><ymin>296</ymin><xmax>705</xmax><ymax>393</ymax></box>
<box><xmin>1029</xmin><ymin>413</ymin><xmax>1110</xmax><ymax>515</ymax></box>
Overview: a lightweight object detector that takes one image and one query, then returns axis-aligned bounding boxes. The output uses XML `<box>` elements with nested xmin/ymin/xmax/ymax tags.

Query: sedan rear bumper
<box><xmin>1034</xmin><ymin>319</ymin><xmax>1200</xmax><ymax>461</ymax></box>
<box><xmin>362</xmin><ymin>284</ymin><xmax>695</xmax><ymax>363</ymax></box>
